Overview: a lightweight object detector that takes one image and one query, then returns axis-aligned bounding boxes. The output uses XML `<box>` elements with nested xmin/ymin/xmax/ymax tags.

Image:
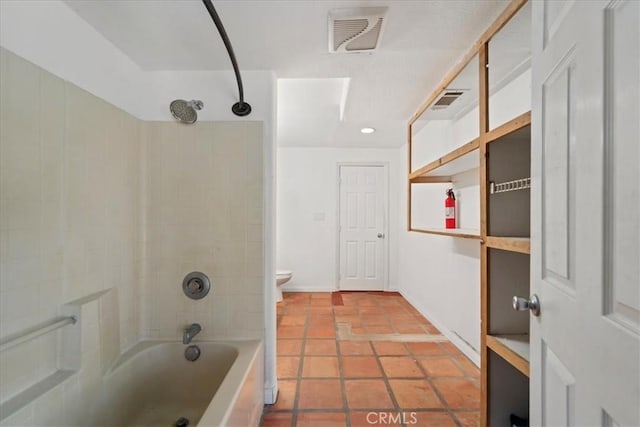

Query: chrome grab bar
<box><xmin>0</xmin><ymin>315</ymin><xmax>77</xmax><ymax>353</ymax></box>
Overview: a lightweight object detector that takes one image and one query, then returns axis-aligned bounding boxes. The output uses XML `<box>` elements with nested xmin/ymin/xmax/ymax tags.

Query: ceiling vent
<box><xmin>431</xmin><ymin>90</ymin><xmax>467</xmax><ymax>110</ymax></box>
<box><xmin>329</xmin><ymin>7</ymin><xmax>388</xmax><ymax>53</ymax></box>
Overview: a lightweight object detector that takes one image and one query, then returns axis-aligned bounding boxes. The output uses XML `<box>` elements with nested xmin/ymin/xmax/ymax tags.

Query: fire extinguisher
<box><xmin>445</xmin><ymin>189</ymin><xmax>456</xmax><ymax>229</ymax></box>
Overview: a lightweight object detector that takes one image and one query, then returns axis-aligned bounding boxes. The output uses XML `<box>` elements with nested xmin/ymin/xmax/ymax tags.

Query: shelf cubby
<box><xmin>486</xmin><ymin>334</ymin><xmax>529</xmax><ymax>376</ymax></box>
<box><xmin>409</xmin><ymin>161</ymin><xmax>480</xmax><ymax>238</ymax></box>
<box><xmin>488</xmin><ymin>349</ymin><xmax>530</xmax><ymax>427</ymax></box>
<box><xmin>410</xmin><ymin>139</ymin><xmax>480</xmax><ymax>180</ymax></box>
<box><xmin>485</xmin><ymin>111</ymin><xmax>531</xmax><ymax>145</ymax></box>
<box><xmin>487</xmin><ymin>124</ymin><xmax>531</xmax><ymax>237</ymax></box>
<box><xmin>488</xmin><ymin>248</ymin><xmax>530</xmax><ymax>337</ymax></box>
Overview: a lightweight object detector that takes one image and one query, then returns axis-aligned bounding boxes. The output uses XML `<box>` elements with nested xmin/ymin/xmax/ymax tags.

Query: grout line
<box><xmin>370</xmin><ymin>340</ymin><xmax>409</xmax><ymax>427</ymax></box>
<box><xmin>334</xmin><ymin>302</ymin><xmax>352</xmax><ymax>426</ymax></box>
<box><xmin>449</xmin><ymin>353</ymin><xmax>481</xmax><ymax>381</ymax></box>
<box><xmin>290</xmin><ymin>296</ymin><xmax>312</xmax><ymax>426</ymax></box>
<box><xmin>409</xmin><ymin>344</ymin><xmax>464</xmax><ymax>427</ymax></box>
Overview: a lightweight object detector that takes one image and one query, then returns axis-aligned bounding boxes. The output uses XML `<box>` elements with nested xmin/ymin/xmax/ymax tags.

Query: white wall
<box><xmin>489</xmin><ymin>68</ymin><xmax>531</xmax><ymax>130</ymax></box>
<box><xmin>411</xmin><ymin>119</ymin><xmax>451</xmax><ymax>172</ymax></box>
<box><xmin>276</xmin><ymin>147</ymin><xmax>401</xmax><ymax>292</ymax></box>
<box><xmin>0</xmin><ymin>48</ymin><xmax>142</xmax><ymax>415</ymax></box>
<box><xmin>411</xmin><ymin>105</ymin><xmax>480</xmax><ymax>171</ymax></box>
<box><xmin>402</xmin><ymin>92</ymin><xmax>482</xmax><ymax>359</ymax></box>
<box><xmin>411</xmin><ymin>66</ymin><xmax>530</xmax><ymax>172</ymax></box>
<box><xmin>411</xmin><ymin>168</ymin><xmax>480</xmax><ymax>231</ymax></box>
<box><xmin>399</xmin><ymin>141</ymin><xmax>482</xmax><ymax>362</ymax></box>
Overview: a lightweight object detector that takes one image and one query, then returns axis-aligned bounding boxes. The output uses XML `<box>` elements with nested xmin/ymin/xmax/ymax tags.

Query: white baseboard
<box><xmin>281</xmin><ymin>286</ymin><xmax>336</xmax><ymax>293</ymax></box>
<box><xmin>399</xmin><ymin>290</ymin><xmax>480</xmax><ymax>367</ymax></box>
<box><xmin>264</xmin><ymin>383</ymin><xmax>278</xmax><ymax>405</ymax></box>
<box><xmin>283</xmin><ymin>287</ymin><xmax>400</xmax><ymax>293</ymax></box>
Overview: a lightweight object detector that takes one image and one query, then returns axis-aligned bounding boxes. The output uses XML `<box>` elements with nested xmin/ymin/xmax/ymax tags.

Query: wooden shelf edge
<box><xmin>409</xmin><ymin>138</ymin><xmax>480</xmax><ymax>179</ymax></box>
<box><xmin>486</xmin><ymin>335</ymin><xmax>530</xmax><ymax>377</ymax></box>
<box><xmin>484</xmin><ymin>236</ymin><xmax>530</xmax><ymax>254</ymax></box>
<box><xmin>410</xmin><ymin>228</ymin><xmax>482</xmax><ymax>240</ymax></box>
<box><xmin>484</xmin><ymin>111</ymin><xmax>531</xmax><ymax>145</ymax></box>
<box><xmin>410</xmin><ymin>176</ymin><xmax>452</xmax><ymax>184</ymax></box>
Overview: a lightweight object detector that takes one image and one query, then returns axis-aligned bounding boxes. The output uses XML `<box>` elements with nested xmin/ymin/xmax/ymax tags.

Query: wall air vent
<box><xmin>431</xmin><ymin>90</ymin><xmax>466</xmax><ymax>110</ymax></box>
<box><xmin>329</xmin><ymin>7</ymin><xmax>388</xmax><ymax>53</ymax></box>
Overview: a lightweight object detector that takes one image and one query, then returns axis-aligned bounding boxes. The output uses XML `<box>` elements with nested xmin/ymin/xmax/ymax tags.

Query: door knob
<box><xmin>512</xmin><ymin>294</ymin><xmax>540</xmax><ymax>317</ymax></box>
<box><xmin>377</xmin><ymin>233</ymin><xmax>385</xmax><ymax>238</ymax></box>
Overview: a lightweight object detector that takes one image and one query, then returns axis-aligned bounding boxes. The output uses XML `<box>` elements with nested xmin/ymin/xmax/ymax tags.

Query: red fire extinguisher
<box><xmin>445</xmin><ymin>189</ymin><xmax>456</xmax><ymax>229</ymax></box>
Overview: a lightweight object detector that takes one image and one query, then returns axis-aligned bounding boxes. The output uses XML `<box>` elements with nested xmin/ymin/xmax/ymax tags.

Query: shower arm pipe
<box><xmin>201</xmin><ymin>0</ymin><xmax>252</xmax><ymax>117</ymax></box>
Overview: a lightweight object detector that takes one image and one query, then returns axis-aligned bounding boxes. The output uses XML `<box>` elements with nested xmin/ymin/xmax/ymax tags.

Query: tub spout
<box><xmin>183</xmin><ymin>323</ymin><xmax>202</xmax><ymax>344</ymax></box>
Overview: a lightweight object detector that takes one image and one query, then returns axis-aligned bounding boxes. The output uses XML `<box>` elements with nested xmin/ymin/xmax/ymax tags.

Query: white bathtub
<box><xmin>85</xmin><ymin>340</ymin><xmax>263</xmax><ymax>427</ymax></box>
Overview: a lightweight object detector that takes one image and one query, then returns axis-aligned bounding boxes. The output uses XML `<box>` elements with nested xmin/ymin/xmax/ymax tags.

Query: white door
<box><xmin>338</xmin><ymin>165</ymin><xmax>387</xmax><ymax>290</ymax></box>
<box><xmin>531</xmin><ymin>1</ymin><xmax>639</xmax><ymax>426</ymax></box>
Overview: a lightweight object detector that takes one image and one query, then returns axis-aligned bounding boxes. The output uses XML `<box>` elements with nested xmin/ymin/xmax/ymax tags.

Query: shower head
<box><xmin>170</xmin><ymin>99</ymin><xmax>204</xmax><ymax>124</ymax></box>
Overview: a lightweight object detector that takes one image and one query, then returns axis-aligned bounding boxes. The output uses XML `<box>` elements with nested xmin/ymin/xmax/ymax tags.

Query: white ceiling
<box><xmin>65</xmin><ymin>0</ymin><xmax>509</xmax><ymax>148</ymax></box>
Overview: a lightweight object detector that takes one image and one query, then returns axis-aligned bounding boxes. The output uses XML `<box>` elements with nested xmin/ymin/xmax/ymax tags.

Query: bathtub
<box><xmin>85</xmin><ymin>340</ymin><xmax>263</xmax><ymax>427</ymax></box>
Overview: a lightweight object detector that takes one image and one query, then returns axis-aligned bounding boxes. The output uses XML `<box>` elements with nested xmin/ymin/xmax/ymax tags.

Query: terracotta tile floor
<box><xmin>261</xmin><ymin>292</ymin><xmax>480</xmax><ymax>427</ymax></box>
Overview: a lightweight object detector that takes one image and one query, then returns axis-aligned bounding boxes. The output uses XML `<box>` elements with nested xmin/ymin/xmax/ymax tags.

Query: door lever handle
<box><xmin>512</xmin><ymin>294</ymin><xmax>540</xmax><ymax>317</ymax></box>
<box><xmin>377</xmin><ymin>233</ymin><xmax>385</xmax><ymax>238</ymax></box>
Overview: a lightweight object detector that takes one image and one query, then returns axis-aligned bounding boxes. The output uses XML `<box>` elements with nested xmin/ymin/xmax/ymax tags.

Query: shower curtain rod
<box><xmin>201</xmin><ymin>0</ymin><xmax>252</xmax><ymax>117</ymax></box>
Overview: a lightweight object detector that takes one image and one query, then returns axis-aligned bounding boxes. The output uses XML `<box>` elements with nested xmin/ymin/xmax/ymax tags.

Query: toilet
<box><xmin>275</xmin><ymin>269</ymin><xmax>292</xmax><ymax>302</ymax></box>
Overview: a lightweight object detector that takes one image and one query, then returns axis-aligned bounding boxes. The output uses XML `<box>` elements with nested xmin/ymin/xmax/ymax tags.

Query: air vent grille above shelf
<box><xmin>431</xmin><ymin>90</ymin><xmax>466</xmax><ymax>110</ymax></box>
<box><xmin>409</xmin><ymin>138</ymin><xmax>479</xmax><ymax>181</ymax></box>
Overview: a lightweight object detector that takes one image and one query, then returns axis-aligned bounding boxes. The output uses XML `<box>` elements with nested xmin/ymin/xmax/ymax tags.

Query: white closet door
<box><xmin>530</xmin><ymin>1</ymin><xmax>640</xmax><ymax>425</ymax></box>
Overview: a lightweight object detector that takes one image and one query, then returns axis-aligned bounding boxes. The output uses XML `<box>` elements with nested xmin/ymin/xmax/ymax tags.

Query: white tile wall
<box><xmin>142</xmin><ymin>121</ymin><xmax>264</xmax><ymax>340</ymax></box>
<box><xmin>0</xmin><ymin>47</ymin><xmax>265</xmax><ymax>423</ymax></box>
<box><xmin>0</xmin><ymin>48</ymin><xmax>142</xmax><ymax>404</ymax></box>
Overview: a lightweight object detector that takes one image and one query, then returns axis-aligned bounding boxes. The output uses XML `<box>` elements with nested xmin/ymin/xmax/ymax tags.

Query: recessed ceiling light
<box><xmin>361</xmin><ymin>127</ymin><xmax>376</xmax><ymax>134</ymax></box>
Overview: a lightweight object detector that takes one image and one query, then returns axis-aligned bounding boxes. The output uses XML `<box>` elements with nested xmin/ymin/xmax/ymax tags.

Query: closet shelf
<box><xmin>484</xmin><ymin>236</ymin><xmax>530</xmax><ymax>254</ymax></box>
<box><xmin>485</xmin><ymin>111</ymin><xmax>531</xmax><ymax>145</ymax></box>
<box><xmin>410</xmin><ymin>138</ymin><xmax>480</xmax><ymax>181</ymax></box>
<box><xmin>486</xmin><ymin>334</ymin><xmax>530</xmax><ymax>377</ymax></box>
<box><xmin>410</xmin><ymin>227</ymin><xmax>481</xmax><ymax>239</ymax></box>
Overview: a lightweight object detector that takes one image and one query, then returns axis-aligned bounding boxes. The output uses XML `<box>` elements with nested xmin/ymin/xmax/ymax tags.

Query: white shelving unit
<box><xmin>406</xmin><ymin>2</ymin><xmax>532</xmax><ymax>425</ymax></box>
